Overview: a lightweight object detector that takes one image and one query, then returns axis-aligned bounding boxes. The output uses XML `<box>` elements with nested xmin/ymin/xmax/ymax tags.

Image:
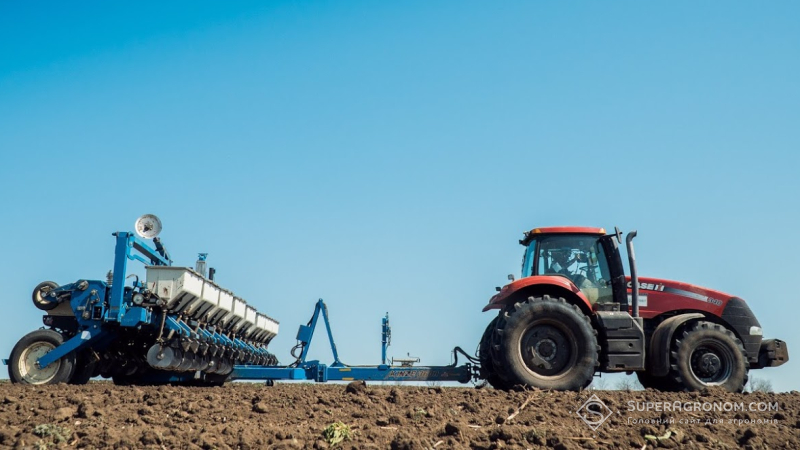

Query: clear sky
<box><xmin>1</xmin><ymin>2</ymin><xmax>798</xmax><ymax>391</ymax></box>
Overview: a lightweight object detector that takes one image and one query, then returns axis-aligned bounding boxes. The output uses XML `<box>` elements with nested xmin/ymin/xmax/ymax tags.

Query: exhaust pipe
<box><xmin>626</xmin><ymin>230</ymin><xmax>639</xmax><ymax>318</ymax></box>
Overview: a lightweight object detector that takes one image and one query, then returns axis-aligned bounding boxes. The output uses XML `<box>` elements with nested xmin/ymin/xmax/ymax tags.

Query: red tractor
<box><xmin>479</xmin><ymin>227</ymin><xmax>788</xmax><ymax>392</ymax></box>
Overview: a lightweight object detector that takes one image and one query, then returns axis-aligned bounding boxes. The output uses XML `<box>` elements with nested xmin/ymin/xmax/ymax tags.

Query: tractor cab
<box><xmin>519</xmin><ymin>227</ymin><xmax>628</xmax><ymax>308</ymax></box>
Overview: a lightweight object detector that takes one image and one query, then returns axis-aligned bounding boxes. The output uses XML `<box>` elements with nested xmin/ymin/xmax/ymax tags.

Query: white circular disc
<box><xmin>134</xmin><ymin>214</ymin><xmax>162</xmax><ymax>239</ymax></box>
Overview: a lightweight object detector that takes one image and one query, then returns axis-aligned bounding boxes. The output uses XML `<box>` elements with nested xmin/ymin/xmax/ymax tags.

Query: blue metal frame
<box><xmin>36</xmin><ymin>233</ymin><xmax>172</xmax><ymax>369</ymax></box>
<box><xmin>230</xmin><ymin>299</ymin><xmax>473</xmax><ymax>384</ymax></box>
<box><xmin>381</xmin><ymin>313</ymin><xmax>391</xmax><ymax>365</ymax></box>
<box><xmin>27</xmin><ymin>230</ymin><xmax>474</xmax><ymax>386</ymax></box>
<box><xmin>296</xmin><ymin>300</ymin><xmax>342</xmax><ymax>366</ymax></box>
<box><xmin>109</xmin><ymin>232</ymin><xmax>170</xmax><ymax>321</ymax></box>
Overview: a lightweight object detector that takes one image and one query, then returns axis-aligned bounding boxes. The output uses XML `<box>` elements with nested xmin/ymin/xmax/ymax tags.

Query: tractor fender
<box><xmin>648</xmin><ymin>313</ymin><xmax>705</xmax><ymax>377</ymax></box>
<box><xmin>482</xmin><ymin>276</ymin><xmax>593</xmax><ymax>315</ymax></box>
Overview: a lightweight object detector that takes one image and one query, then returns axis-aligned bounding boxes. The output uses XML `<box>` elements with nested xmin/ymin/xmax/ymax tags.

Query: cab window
<box><xmin>535</xmin><ymin>235</ymin><xmax>613</xmax><ymax>304</ymax></box>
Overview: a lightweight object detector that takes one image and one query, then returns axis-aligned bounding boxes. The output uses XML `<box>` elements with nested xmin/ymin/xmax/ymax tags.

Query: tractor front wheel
<box><xmin>670</xmin><ymin>321</ymin><xmax>748</xmax><ymax>392</ymax></box>
<box><xmin>491</xmin><ymin>296</ymin><xmax>598</xmax><ymax>391</ymax></box>
<box><xmin>8</xmin><ymin>329</ymin><xmax>75</xmax><ymax>385</ymax></box>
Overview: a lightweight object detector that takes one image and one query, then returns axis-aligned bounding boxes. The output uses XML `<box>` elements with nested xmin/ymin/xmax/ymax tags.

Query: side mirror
<box><xmin>507</xmin><ymin>274</ymin><xmax>515</xmax><ymax>282</ymax></box>
<box><xmin>614</xmin><ymin>226</ymin><xmax>623</xmax><ymax>245</ymax></box>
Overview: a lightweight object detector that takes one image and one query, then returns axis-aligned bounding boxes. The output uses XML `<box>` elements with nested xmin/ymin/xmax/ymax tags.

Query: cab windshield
<box><xmin>522</xmin><ymin>234</ymin><xmax>613</xmax><ymax>304</ymax></box>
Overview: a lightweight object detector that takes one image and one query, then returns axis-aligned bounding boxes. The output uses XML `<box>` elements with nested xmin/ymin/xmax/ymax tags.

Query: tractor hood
<box><xmin>631</xmin><ymin>276</ymin><xmax>772</xmax><ymax>366</ymax></box>
<box><xmin>626</xmin><ymin>276</ymin><xmax>734</xmax><ymax>318</ymax></box>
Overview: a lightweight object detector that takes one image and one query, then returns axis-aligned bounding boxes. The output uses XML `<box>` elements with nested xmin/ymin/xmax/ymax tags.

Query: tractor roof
<box><xmin>520</xmin><ymin>226</ymin><xmax>606</xmax><ymax>246</ymax></box>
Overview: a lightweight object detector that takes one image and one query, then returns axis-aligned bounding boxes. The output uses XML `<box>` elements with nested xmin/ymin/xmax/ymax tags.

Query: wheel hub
<box><xmin>521</xmin><ymin>323</ymin><xmax>574</xmax><ymax>377</ymax></box>
<box><xmin>18</xmin><ymin>342</ymin><xmax>59</xmax><ymax>384</ymax></box>
<box><xmin>534</xmin><ymin>338</ymin><xmax>557</xmax><ymax>361</ymax></box>
<box><xmin>697</xmin><ymin>353</ymin><xmax>721</xmax><ymax>377</ymax></box>
<box><xmin>690</xmin><ymin>344</ymin><xmax>732</xmax><ymax>384</ymax></box>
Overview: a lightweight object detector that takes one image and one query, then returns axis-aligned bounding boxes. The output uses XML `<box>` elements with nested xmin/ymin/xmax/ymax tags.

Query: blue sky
<box><xmin>1</xmin><ymin>1</ymin><xmax>798</xmax><ymax>391</ymax></box>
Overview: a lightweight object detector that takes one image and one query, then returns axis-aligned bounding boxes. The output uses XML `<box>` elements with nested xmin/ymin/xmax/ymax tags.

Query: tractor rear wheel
<box><xmin>478</xmin><ymin>316</ymin><xmax>513</xmax><ymax>389</ymax></box>
<box><xmin>491</xmin><ymin>296</ymin><xmax>598</xmax><ymax>391</ymax></box>
<box><xmin>8</xmin><ymin>329</ymin><xmax>75</xmax><ymax>385</ymax></box>
<box><xmin>669</xmin><ymin>321</ymin><xmax>748</xmax><ymax>392</ymax></box>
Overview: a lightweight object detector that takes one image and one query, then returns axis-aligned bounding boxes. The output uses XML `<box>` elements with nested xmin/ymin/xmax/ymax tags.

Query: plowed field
<box><xmin>0</xmin><ymin>381</ymin><xmax>797</xmax><ymax>449</ymax></box>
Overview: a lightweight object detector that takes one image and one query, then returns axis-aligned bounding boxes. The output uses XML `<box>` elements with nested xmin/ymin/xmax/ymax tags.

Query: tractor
<box><xmin>478</xmin><ymin>226</ymin><xmax>788</xmax><ymax>392</ymax></box>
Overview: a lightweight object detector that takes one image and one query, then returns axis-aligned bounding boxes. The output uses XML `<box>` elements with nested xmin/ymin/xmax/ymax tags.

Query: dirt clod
<box><xmin>388</xmin><ymin>387</ymin><xmax>402</xmax><ymax>403</ymax></box>
<box><xmin>345</xmin><ymin>380</ymin><xmax>367</xmax><ymax>394</ymax></box>
<box><xmin>443</xmin><ymin>422</ymin><xmax>460</xmax><ymax>436</ymax></box>
<box><xmin>52</xmin><ymin>406</ymin><xmax>75</xmax><ymax>421</ymax></box>
<box><xmin>252</xmin><ymin>402</ymin><xmax>269</xmax><ymax>413</ymax></box>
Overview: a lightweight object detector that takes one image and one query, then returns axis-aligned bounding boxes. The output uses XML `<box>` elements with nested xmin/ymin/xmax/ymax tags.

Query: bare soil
<box><xmin>0</xmin><ymin>381</ymin><xmax>798</xmax><ymax>449</ymax></box>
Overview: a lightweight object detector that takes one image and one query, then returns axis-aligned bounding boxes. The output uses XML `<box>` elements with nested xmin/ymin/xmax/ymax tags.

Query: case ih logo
<box><xmin>576</xmin><ymin>394</ymin><xmax>614</xmax><ymax>431</ymax></box>
<box><xmin>627</xmin><ymin>281</ymin><xmax>665</xmax><ymax>291</ymax></box>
